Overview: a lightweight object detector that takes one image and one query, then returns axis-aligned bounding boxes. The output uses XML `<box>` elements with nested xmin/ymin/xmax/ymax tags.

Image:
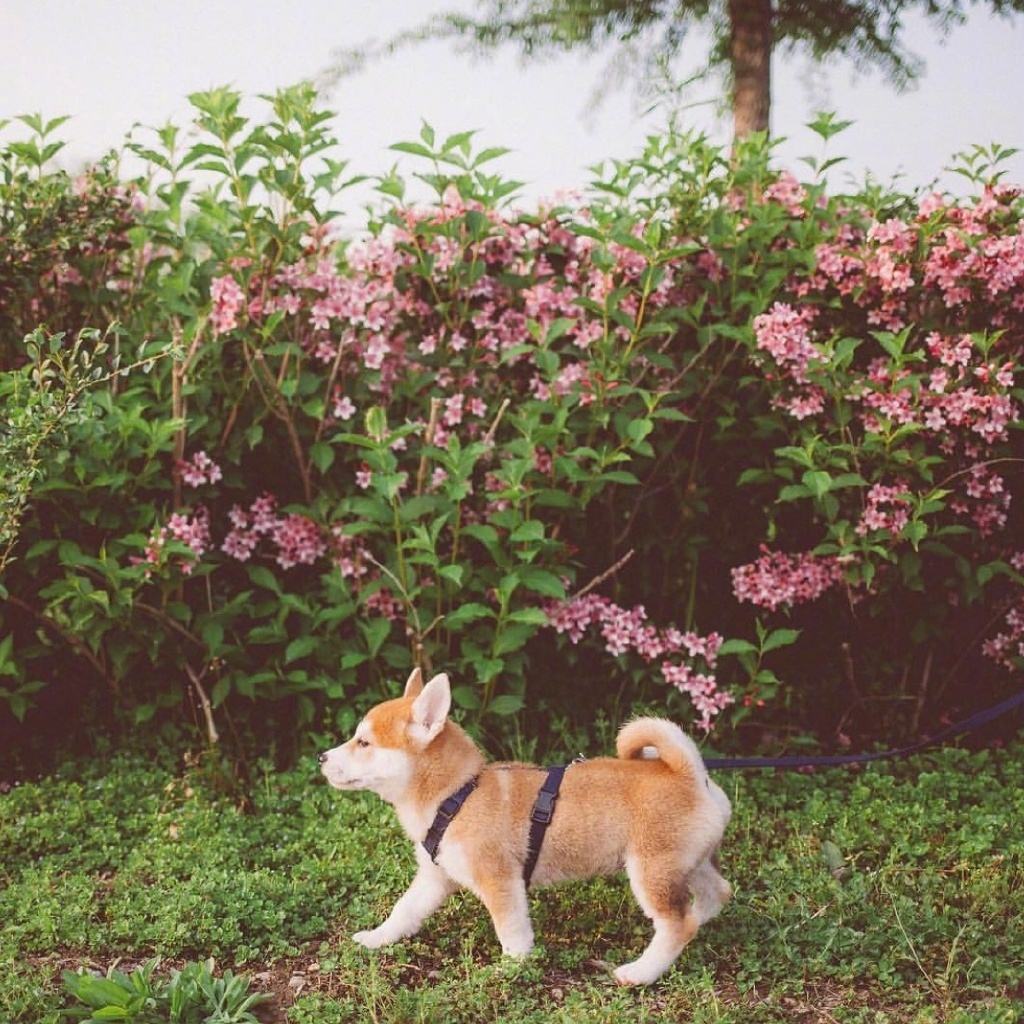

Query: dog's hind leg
<box><xmin>353</xmin><ymin>862</ymin><xmax>456</xmax><ymax>949</ymax></box>
<box><xmin>614</xmin><ymin>853</ymin><xmax>700</xmax><ymax>986</ymax></box>
<box><xmin>475</xmin><ymin>875</ymin><xmax>534</xmax><ymax>957</ymax></box>
<box><xmin>687</xmin><ymin>854</ymin><xmax>732</xmax><ymax>926</ymax></box>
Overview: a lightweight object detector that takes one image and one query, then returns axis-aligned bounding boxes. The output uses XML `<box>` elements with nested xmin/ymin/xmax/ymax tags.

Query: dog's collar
<box><xmin>422</xmin><ymin>775</ymin><xmax>479</xmax><ymax>862</ymax></box>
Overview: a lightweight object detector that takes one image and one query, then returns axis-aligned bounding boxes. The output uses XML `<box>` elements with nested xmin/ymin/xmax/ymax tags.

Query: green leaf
<box><xmin>438</xmin><ymin>565</ymin><xmax>464</xmax><ymax>587</ymax></box>
<box><xmin>510</xmin><ymin>520</ymin><xmax>544</xmax><ymax>543</ymax></box>
<box><xmin>802</xmin><ymin>471</ymin><xmax>831</xmax><ymax>498</ymax></box>
<box><xmin>718</xmin><ymin>638</ymin><xmax>757</xmax><ymax>656</ymax></box>
<box><xmin>92</xmin><ymin>1007</ymin><xmax>132</xmax><ymax>1020</ymax></box>
<box><xmin>0</xmin><ymin>634</ymin><xmax>14</xmax><ymax>674</ymax></box>
<box><xmin>600</xmin><ymin>470</ymin><xmax>640</xmax><ymax>486</ymax></box>
<box><xmin>310</xmin><ymin>441</ymin><xmax>335</xmax><ymax>473</ymax></box>
<box><xmin>506</xmin><ymin>607</ymin><xmax>549</xmax><ymax>626</ymax></box>
<box><xmin>248</xmin><ymin>565</ymin><xmax>281</xmax><ymax>594</ymax></box>
<box><xmin>627</xmin><ymin>418</ymin><xmax>654</xmax><ymax>444</ymax></box>
<box><xmin>778</xmin><ymin>484</ymin><xmax>811</xmax><ymax>502</ymax></box>
<box><xmin>452</xmin><ymin>684</ymin><xmax>481</xmax><ymax>710</ymax></box>
<box><xmin>390</xmin><ymin>140</ymin><xmax>434</xmax><ymax>159</ymax></box>
<box><xmin>762</xmin><ymin>628</ymin><xmax>800</xmax><ymax>653</ymax></box>
<box><xmin>285</xmin><ymin>635</ymin><xmax>318</xmax><ymax>664</ymax></box>
<box><xmin>904</xmin><ymin>520</ymin><xmax>927</xmax><ymax>550</ymax></box>
<box><xmin>201</xmin><ymin>622</ymin><xmax>224</xmax><ymax>652</ymax></box>
<box><xmin>493</xmin><ymin>623</ymin><xmax>537</xmax><ymax>656</ymax></box>
<box><xmin>515</xmin><ymin>567</ymin><xmax>566</xmax><ymax>599</ymax></box>
<box><xmin>488</xmin><ymin>694</ymin><xmax>524</xmax><ymax>716</ymax></box>
<box><xmin>359</xmin><ymin>618</ymin><xmax>391</xmax><ymax>657</ymax></box>
<box><xmin>445</xmin><ymin>603</ymin><xmax>493</xmax><ymax>630</ymax></box>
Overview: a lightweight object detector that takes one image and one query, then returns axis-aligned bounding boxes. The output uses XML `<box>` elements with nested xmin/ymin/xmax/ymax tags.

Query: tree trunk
<box><xmin>728</xmin><ymin>0</ymin><xmax>773</xmax><ymax>139</ymax></box>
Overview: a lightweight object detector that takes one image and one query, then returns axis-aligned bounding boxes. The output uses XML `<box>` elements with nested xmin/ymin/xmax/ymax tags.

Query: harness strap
<box><xmin>523</xmin><ymin>764</ymin><xmax>567</xmax><ymax>886</ymax></box>
<box><xmin>422</xmin><ymin>776</ymin><xmax>478</xmax><ymax>862</ymax></box>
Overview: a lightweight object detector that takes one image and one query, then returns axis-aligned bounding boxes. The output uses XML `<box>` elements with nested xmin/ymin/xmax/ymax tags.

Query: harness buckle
<box><xmin>531</xmin><ymin>789</ymin><xmax>557</xmax><ymax>823</ymax></box>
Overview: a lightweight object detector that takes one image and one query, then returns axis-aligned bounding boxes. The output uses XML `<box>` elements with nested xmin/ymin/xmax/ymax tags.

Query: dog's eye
<box><xmin>356</xmin><ymin>738</ymin><xmax>369</xmax><ymax>748</ymax></box>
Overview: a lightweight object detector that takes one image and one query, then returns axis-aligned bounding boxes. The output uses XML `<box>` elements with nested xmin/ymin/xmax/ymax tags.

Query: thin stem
<box><xmin>415</xmin><ymin>398</ymin><xmax>442</xmax><ymax>496</ymax></box>
<box><xmin>184</xmin><ymin>662</ymin><xmax>219</xmax><ymax>747</ymax></box>
<box><xmin>570</xmin><ymin>549</ymin><xmax>635</xmax><ymax>601</ymax></box>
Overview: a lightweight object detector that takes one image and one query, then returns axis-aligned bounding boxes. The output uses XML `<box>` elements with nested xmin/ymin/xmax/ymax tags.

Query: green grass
<box><xmin>2</xmin><ymin>743</ymin><xmax>1022</xmax><ymax>1023</ymax></box>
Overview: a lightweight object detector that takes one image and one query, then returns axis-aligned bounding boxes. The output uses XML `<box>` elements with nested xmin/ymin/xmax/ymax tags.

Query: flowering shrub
<box><xmin>0</xmin><ymin>115</ymin><xmax>138</xmax><ymax>361</ymax></box>
<box><xmin>1</xmin><ymin>95</ymin><xmax>1021</xmax><ymax>759</ymax></box>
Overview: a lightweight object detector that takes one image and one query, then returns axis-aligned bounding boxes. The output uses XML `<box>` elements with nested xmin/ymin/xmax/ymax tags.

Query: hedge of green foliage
<box><xmin>1</xmin><ymin>89</ymin><xmax>1022</xmax><ymax>762</ymax></box>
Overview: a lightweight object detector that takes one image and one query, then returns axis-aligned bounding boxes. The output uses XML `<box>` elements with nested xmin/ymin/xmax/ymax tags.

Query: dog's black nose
<box><xmin>318</xmin><ymin>752</ymin><xmax>328</xmax><ymax>765</ymax></box>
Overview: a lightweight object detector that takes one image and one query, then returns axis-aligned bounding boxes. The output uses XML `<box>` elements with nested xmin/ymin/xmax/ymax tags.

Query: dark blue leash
<box><xmin>420</xmin><ymin>688</ymin><xmax>1024</xmax><ymax>868</ymax></box>
<box><xmin>703</xmin><ymin>687</ymin><xmax>1024</xmax><ymax>770</ymax></box>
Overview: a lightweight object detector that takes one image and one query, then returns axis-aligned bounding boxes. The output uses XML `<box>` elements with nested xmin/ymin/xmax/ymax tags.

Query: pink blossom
<box><xmin>753</xmin><ymin>303</ymin><xmax>818</xmax><ymax>382</ymax></box>
<box><xmin>365</xmin><ymin>587</ymin><xmax>402</xmax><ymax>620</ymax></box>
<box><xmin>165</xmin><ymin>507</ymin><xmax>211</xmax><ymax>573</ymax></box>
<box><xmin>545</xmin><ymin>593</ymin><xmax>729</xmax><ymax>729</ymax></box>
<box><xmin>443</xmin><ymin>393</ymin><xmax>464</xmax><ymax>427</ymax></box>
<box><xmin>272</xmin><ymin>514</ymin><xmax>326</xmax><ymax>569</ymax></box>
<box><xmin>210</xmin><ymin>275</ymin><xmax>245</xmax><ymax>335</ymax></box>
<box><xmin>222</xmin><ymin>528</ymin><xmax>257</xmax><ymax>562</ymax></box>
<box><xmin>732</xmin><ymin>547</ymin><xmax>844</xmax><ymax>611</ymax></box>
<box><xmin>763</xmin><ymin>171</ymin><xmax>807</xmax><ymax>217</ymax></box>
<box><xmin>857</xmin><ymin>483</ymin><xmax>912</xmax><ymax>538</ymax></box>
<box><xmin>333</xmin><ymin>394</ymin><xmax>356</xmax><ymax>420</ymax></box>
<box><xmin>177</xmin><ymin>450</ymin><xmax>222</xmax><ymax>488</ymax></box>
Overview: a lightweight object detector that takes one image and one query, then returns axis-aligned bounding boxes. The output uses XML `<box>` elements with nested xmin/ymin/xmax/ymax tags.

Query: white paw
<box><xmin>352</xmin><ymin>927</ymin><xmax>393</xmax><ymax>949</ymax></box>
<box><xmin>613</xmin><ymin>961</ymin><xmax>662</xmax><ymax>987</ymax></box>
<box><xmin>499</xmin><ymin>932</ymin><xmax>534</xmax><ymax>958</ymax></box>
<box><xmin>500</xmin><ymin>943</ymin><xmax>534</xmax><ymax>959</ymax></box>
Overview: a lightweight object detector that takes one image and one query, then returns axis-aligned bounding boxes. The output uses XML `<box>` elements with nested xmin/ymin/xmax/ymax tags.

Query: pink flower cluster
<box><xmin>177</xmin><ymin>450</ymin><xmax>222</xmax><ymax>488</ymax></box>
<box><xmin>856</xmin><ymin>483</ymin><xmax>911</xmax><ymax>538</ymax></box>
<box><xmin>221</xmin><ymin>495</ymin><xmax>325</xmax><ymax>568</ymax></box>
<box><xmin>753</xmin><ymin>303</ymin><xmax>818</xmax><ymax>383</ymax></box>
<box><xmin>273</xmin><ymin>514</ymin><xmax>327</xmax><ymax>569</ymax></box>
<box><xmin>133</xmin><ymin>507</ymin><xmax>211</xmax><ymax>577</ymax></box>
<box><xmin>219</xmin><ymin>497</ymin><xmax>402</xmax><ymax>617</ymax></box>
<box><xmin>763</xmin><ymin>171</ymin><xmax>808</xmax><ymax>218</ymax></box>
<box><xmin>982</xmin><ymin>553</ymin><xmax>1024</xmax><ymax>670</ymax></box>
<box><xmin>731</xmin><ymin>547</ymin><xmax>845</xmax><ymax>611</ymax></box>
<box><xmin>983</xmin><ymin>603</ymin><xmax>1024</xmax><ymax>669</ymax></box>
<box><xmin>950</xmin><ymin>463</ymin><xmax>1010</xmax><ymax>537</ymax></box>
<box><xmin>364</xmin><ymin>587</ymin><xmax>403</xmax><ymax>620</ymax></box>
<box><xmin>210</xmin><ymin>275</ymin><xmax>245</xmax><ymax>335</ymax></box>
<box><xmin>755</xmin><ymin>184</ymin><xmax>1021</xmax><ymax>578</ymax></box>
<box><xmin>213</xmin><ymin>189</ymin><xmax>731</xmax><ymax>429</ymax></box>
<box><xmin>545</xmin><ymin>593</ymin><xmax>729</xmax><ymax>728</ymax></box>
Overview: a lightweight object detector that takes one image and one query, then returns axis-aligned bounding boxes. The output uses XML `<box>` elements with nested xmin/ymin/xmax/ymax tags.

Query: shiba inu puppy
<box><xmin>319</xmin><ymin>668</ymin><xmax>732</xmax><ymax>986</ymax></box>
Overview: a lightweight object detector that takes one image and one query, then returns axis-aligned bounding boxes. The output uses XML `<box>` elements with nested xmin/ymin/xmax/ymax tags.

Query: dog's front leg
<box><xmin>476</xmin><ymin>876</ymin><xmax>534</xmax><ymax>957</ymax></box>
<box><xmin>353</xmin><ymin>863</ymin><xmax>456</xmax><ymax>949</ymax></box>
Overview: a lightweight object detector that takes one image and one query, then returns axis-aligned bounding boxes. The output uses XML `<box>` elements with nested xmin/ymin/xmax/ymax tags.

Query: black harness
<box><xmin>422</xmin><ymin>775</ymin><xmax>478</xmax><ymax>863</ymax></box>
<box><xmin>422</xmin><ymin>764</ymin><xmax>570</xmax><ymax>885</ymax></box>
<box><xmin>521</xmin><ymin>764</ymin><xmax>566</xmax><ymax>886</ymax></box>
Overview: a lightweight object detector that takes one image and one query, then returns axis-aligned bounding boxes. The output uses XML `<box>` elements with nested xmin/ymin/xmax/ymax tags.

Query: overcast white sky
<box><xmin>4</xmin><ymin>0</ymin><xmax>1024</xmax><ymax>218</ymax></box>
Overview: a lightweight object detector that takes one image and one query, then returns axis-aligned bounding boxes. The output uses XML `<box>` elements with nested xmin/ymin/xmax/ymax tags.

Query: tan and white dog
<box><xmin>319</xmin><ymin>668</ymin><xmax>732</xmax><ymax>986</ymax></box>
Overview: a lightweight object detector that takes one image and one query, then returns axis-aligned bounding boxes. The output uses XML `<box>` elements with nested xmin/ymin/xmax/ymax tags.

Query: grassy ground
<box><xmin>2</xmin><ymin>741</ymin><xmax>1022</xmax><ymax>1024</ymax></box>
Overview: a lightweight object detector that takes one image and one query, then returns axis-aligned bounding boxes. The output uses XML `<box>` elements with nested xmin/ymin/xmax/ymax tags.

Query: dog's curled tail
<box><xmin>616</xmin><ymin>717</ymin><xmax>707</xmax><ymax>779</ymax></box>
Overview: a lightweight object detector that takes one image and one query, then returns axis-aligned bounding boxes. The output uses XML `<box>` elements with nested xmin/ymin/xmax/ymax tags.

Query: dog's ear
<box><xmin>403</xmin><ymin>667</ymin><xmax>424</xmax><ymax>699</ymax></box>
<box><xmin>409</xmin><ymin>672</ymin><xmax>450</xmax><ymax>744</ymax></box>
